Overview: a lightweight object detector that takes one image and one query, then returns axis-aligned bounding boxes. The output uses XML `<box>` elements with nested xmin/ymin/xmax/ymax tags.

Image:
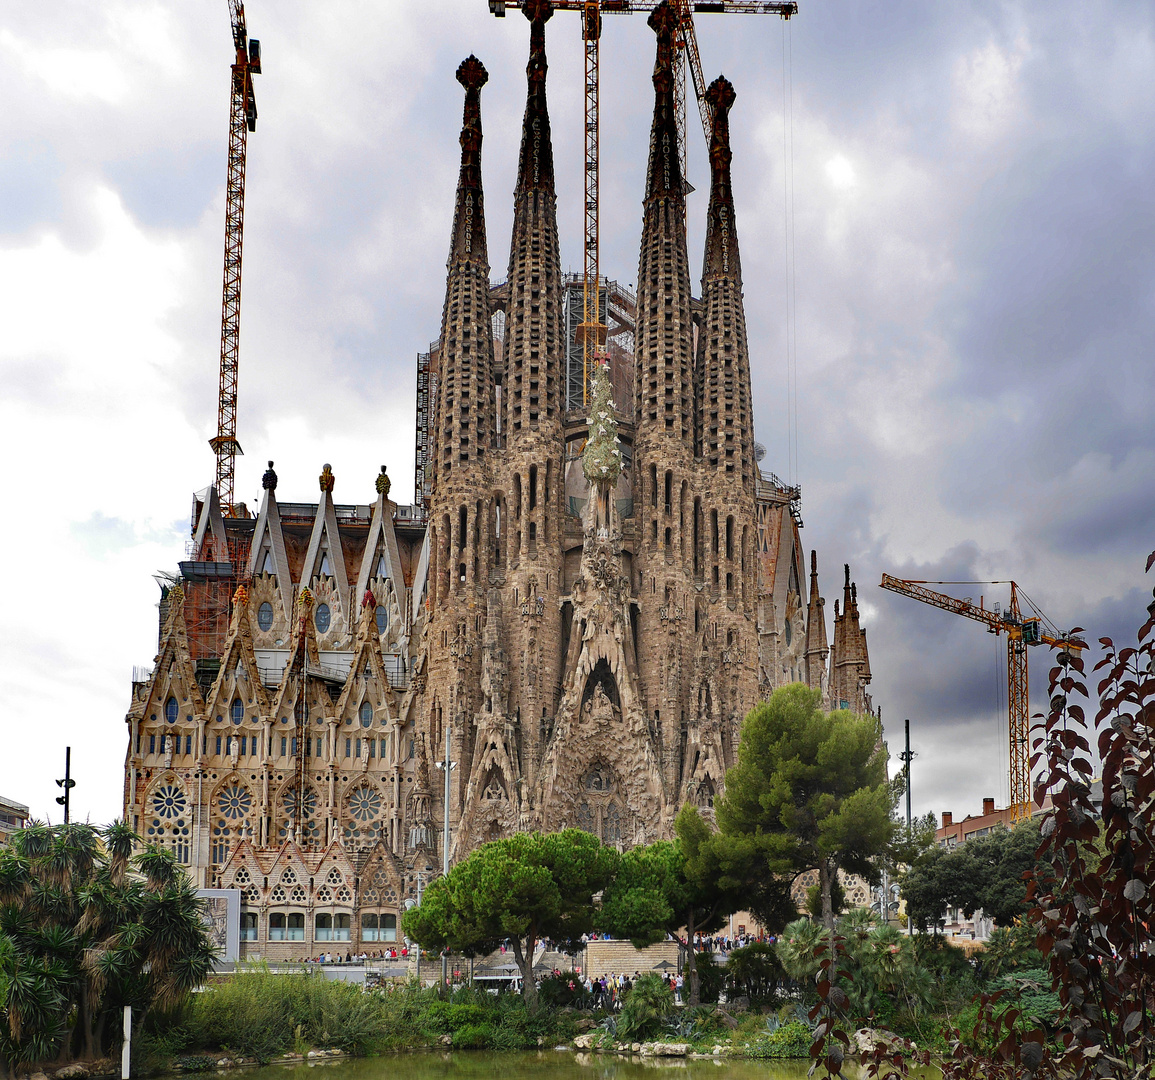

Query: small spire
<box><xmin>448</xmin><ymin>55</ymin><xmax>489</xmax><ymax>268</ymax></box>
<box><xmin>262</xmin><ymin>460</ymin><xmax>277</xmax><ymax>491</ymax></box>
<box><xmin>319</xmin><ymin>464</ymin><xmax>334</xmax><ymax>493</ymax></box>
<box><xmin>515</xmin><ymin>0</ymin><xmax>555</xmax><ymax>195</ymax></box>
<box><xmin>375</xmin><ymin>464</ymin><xmax>391</xmax><ymax>498</ymax></box>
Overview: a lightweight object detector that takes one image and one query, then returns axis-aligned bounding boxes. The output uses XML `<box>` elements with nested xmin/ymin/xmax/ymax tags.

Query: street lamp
<box><xmin>434</xmin><ymin>723</ymin><xmax>457</xmax><ymax>988</ymax></box>
<box><xmin>55</xmin><ymin>746</ymin><xmax>76</xmax><ymax>824</ymax></box>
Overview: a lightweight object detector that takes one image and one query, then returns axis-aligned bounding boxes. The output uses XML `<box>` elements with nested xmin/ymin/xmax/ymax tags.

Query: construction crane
<box><xmin>210</xmin><ymin>1</ymin><xmax>261</xmax><ymax>518</ymax></box>
<box><xmin>490</xmin><ymin>0</ymin><xmax>797</xmax><ymax>406</ymax></box>
<box><xmin>880</xmin><ymin>575</ymin><xmax>1085</xmax><ymax>822</ymax></box>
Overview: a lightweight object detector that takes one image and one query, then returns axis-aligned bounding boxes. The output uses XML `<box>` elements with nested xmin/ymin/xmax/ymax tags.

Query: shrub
<box><xmin>452</xmin><ymin>1023</ymin><xmax>495</xmax><ymax>1049</ymax></box>
<box><xmin>537</xmin><ymin>971</ymin><xmax>591</xmax><ymax>1009</ymax></box>
<box><xmin>725</xmin><ymin>941</ymin><xmax>786</xmax><ymax>1006</ymax></box>
<box><xmin>618</xmin><ymin>973</ymin><xmax>675</xmax><ymax>1041</ymax></box>
<box><xmin>688</xmin><ymin>950</ymin><xmax>724</xmax><ymax>1004</ymax></box>
<box><xmin>743</xmin><ymin>1020</ymin><xmax>812</xmax><ymax>1059</ymax></box>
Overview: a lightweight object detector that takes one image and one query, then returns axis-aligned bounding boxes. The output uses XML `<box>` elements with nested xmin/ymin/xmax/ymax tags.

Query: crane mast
<box><xmin>880</xmin><ymin>574</ymin><xmax>1084</xmax><ymax>821</ymax></box>
<box><xmin>489</xmin><ymin>0</ymin><xmax>797</xmax><ymax>406</ymax></box>
<box><xmin>210</xmin><ymin>0</ymin><xmax>261</xmax><ymax>518</ymax></box>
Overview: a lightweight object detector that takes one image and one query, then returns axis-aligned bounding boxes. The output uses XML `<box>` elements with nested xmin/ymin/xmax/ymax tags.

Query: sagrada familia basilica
<box><xmin>123</xmin><ymin>0</ymin><xmax>873</xmax><ymax>958</ymax></box>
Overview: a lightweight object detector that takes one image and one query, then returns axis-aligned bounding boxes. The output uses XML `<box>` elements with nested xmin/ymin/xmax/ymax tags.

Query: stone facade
<box><xmin>123</xmin><ymin>0</ymin><xmax>875</xmax><ymax>959</ymax></box>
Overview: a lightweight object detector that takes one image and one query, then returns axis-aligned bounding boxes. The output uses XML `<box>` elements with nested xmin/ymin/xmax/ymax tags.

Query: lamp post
<box><xmin>55</xmin><ymin>746</ymin><xmax>75</xmax><ymax>824</ymax></box>
<box><xmin>434</xmin><ymin>723</ymin><xmax>457</xmax><ymax>988</ymax></box>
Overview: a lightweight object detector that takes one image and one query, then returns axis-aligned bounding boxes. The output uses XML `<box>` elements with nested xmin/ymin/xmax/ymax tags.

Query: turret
<box><xmin>804</xmin><ymin>550</ymin><xmax>829</xmax><ymax>698</ymax></box>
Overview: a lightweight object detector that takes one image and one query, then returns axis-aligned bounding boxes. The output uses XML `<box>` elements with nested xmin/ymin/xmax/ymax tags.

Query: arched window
<box><xmin>375</xmin><ymin>604</ymin><xmax>388</xmax><ymax>635</ymax></box>
<box><xmin>316</xmin><ymin>913</ymin><xmax>333</xmax><ymax>939</ymax></box>
<box><xmin>359</xmin><ymin>702</ymin><xmax>373</xmax><ymax>728</ymax></box>
<box><xmin>287</xmin><ymin>912</ymin><xmax>305</xmax><ymax>941</ymax></box>
<box><xmin>165</xmin><ymin>697</ymin><xmax>178</xmax><ymax>724</ymax></box>
<box><xmin>269</xmin><ymin>912</ymin><xmax>287</xmax><ymax>940</ymax></box>
<box><xmin>262</xmin><ymin>550</ymin><xmax>274</xmax><ymax>575</ymax></box>
<box><xmin>315</xmin><ymin>604</ymin><xmax>331</xmax><ymax>633</ymax></box>
<box><xmin>241</xmin><ymin>912</ymin><xmax>258</xmax><ymax>941</ymax></box>
<box><xmin>257</xmin><ymin>602</ymin><xmax>274</xmax><ymax>631</ymax></box>
<box><xmin>231</xmin><ymin>699</ymin><xmax>244</xmax><ymax>725</ymax></box>
<box><xmin>362</xmin><ymin>913</ymin><xmax>380</xmax><ymax>940</ymax></box>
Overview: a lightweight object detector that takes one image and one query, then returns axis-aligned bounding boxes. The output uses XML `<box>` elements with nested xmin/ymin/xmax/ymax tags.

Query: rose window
<box><xmin>349</xmin><ymin>786</ymin><xmax>382</xmax><ymax>822</ymax></box>
<box><xmin>282</xmin><ymin>787</ymin><xmax>317</xmax><ymax>819</ymax></box>
<box><xmin>219</xmin><ymin>785</ymin><xmax>252</xmax><ymax>820</ymax></box>
<box><xmin>152</xmin><ymin>785</ymin><xmax>187</xmax><ymax>820</ymax></box>
<box><xmin>326</xmin><ymin>867</ymin><xmax>343</xmax><ymax>885</ymax></box>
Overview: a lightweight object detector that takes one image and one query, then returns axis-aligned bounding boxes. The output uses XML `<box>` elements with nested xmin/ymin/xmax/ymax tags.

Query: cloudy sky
<box><xmin>1</xmin><ymin>1</ymin><xmax>1151</xmax><ymax>829</ymax></box>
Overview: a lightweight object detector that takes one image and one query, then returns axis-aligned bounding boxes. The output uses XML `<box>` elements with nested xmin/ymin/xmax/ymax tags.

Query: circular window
<box><xmin>152</xmin><ymin>784</ymin><xmax>187</xmax><ymax>820</ymax></box>
<box><xmin>360</xmin><ymin>702</ymin><xmax>373</xmax><ymax>728</ymax></box>
<box><xmin>218</xmin><ymin>785</ymin><xmax>252</xmax><ymax>820</ymax></box>
<box><xmin>165</xmin><ymin>697</ymin><xmax>178</xmax><ymax>724</ymax></box>
<box><xmin>375</xmin><ymin>605</ymin><xmax>388</xmax><ymax>635</ymax></box>
<box><xmin>315</xmin><ymin>604</ymin><xmax>331</xmax><ymax>633</ymax></box>
<box><xmin>257</xmin><ymin>602</ymin><xmax>274</xmax><ymax>631</ymax></box>
<box><xmin>349</xmin><ymin>786</ymin><xmax>382</xmax><ymax>822</ymax></box>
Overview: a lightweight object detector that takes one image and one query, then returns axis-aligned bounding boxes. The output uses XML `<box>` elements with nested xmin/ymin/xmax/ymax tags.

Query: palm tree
<box><xmin>0</xmin><ymin>821</ymin><xmax>216</xmax><ymax>1076</ymax></box>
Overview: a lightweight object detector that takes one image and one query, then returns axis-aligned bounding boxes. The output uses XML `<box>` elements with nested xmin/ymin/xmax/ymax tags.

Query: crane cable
<box><xmin>781</xmin><ymin>19</ymin><xmax>799</xmax><ymax>485</ymax></box>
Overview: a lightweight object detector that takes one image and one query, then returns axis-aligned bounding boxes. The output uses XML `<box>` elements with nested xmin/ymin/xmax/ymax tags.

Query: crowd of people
<box><xmin>582</xmin><ymin>970</ymin><xmax>685</xmax><ymax>1008</ymax></box>
<box><xmin>304</xmin><ymin>947</ymin><xmax>409</xmax><ymax>964</ymax></box>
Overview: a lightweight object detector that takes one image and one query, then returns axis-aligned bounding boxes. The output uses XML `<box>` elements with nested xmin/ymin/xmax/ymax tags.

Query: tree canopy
<box><xmin>0</xmin><ymin>821</ymin><xmax>216</xmax><ymax>1076</ymax></box>
<box><xmin>600</xmin><ymin>804</ymin><xmax>771</xmax><ymax>1005</ymax></box>
<box><xmin>900</xmin><ymin>818</ymin><xmax>1041</xmax><ymax>933</ymax></box>
<box><xmin>401</xmin><ymin>829</ymin><xmax>617</xmax><ymax>1009</ymax></box>
<box><xmin>716</xmin><ymin>684</ymin><xmax>897</xmax><ymax>929</ymax></box>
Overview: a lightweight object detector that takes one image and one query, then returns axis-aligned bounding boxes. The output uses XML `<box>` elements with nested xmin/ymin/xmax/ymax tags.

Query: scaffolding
<box><xmin>563</xmin><ymin>274</ymin><xmax>636</xmax><ymax>415</ymax></box>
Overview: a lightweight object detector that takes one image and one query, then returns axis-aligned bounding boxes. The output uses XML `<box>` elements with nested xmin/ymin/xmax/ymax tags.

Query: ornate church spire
<box><xmin>804</xmin><ymin>549</ymin><xmax>829</xmax><ymax>697</ymax></box>
<box><xmin>448</xmin><ymin>56</ymin><xmax>489</xmax><ymax>271</ymax></box>
<box><xmin>697</xmin><ymin>75</ymin><xmax>754</xmax><ymax>484</ymax></box>
<box><xmin>504</xmin><ymin>0</ymin><xmax>563</xmax><ymax>432</ymax></box>
<box><xmin>515</xmin><ymin>0</ymin><xmax>555</xmax><ymax>195</ymax></box>
<box><xmin>433</xmin><ymin>56</ymin><xmax>495</xmax><ymax>488</ymax></box>
<box><xmin>635</xmin><ymin>0</ymin><xmax>694</xmax><ymax>448</ymax></box>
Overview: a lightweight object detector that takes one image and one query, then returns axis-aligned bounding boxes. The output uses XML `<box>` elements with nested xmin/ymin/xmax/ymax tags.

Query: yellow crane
<box><xmin>880</xmin><ymin>575</ymin><xmax>1085</xmax><ymax>821</ymax></box>
<box><xmin>489</xmin><ymin>0</ymin><xmax>797</xmax><ymax>405</ymax></box>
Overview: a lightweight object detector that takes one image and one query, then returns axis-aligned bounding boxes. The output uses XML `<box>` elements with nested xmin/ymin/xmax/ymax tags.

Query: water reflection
<box><xmin>206</xmin><ymin>1050</ymin><xmax>941</xmax><ymax>1080</ymax></box>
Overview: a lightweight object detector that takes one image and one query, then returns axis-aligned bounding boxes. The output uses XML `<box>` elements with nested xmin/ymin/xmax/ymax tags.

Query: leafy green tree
<box><xmin>599</xmin><ymin>804</ymin><xmax>758</xmax><ymax>1007</ymax></box>
<box><xmin>716</xmin><ymin>684</ymin><xmax>897</xmax><ymax>929</ymax></box>
<box><xmin>900</xmin><ymin>846</ymin><xmax>959</xmax><ymax>934</ymax></box>
<box><xmin>900</xmin><ymin>819</ymin><xmax>1041</xmax><ymax>934</ymax></box>
<box><xmin>402</xmin><ymin>830</ymin><xmax>616</xmax><ymax>1010</ymax></box>
<box><xmin>958</xmin><ymin>819</ymin><xmax>1040</xmax><ymax>927</ymax></box>
<box><xmin>0</xmin><ymin>821</ymin><xmax>215</xmax><ymax>1076</ymax></box>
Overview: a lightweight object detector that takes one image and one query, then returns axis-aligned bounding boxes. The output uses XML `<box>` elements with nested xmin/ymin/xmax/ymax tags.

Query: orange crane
<box><xmin>880</xmin><ymin>575</ymin><xmax>1085</xmax><ymax>822</ymax></box>
<box><xmin>489</xmin><ymin>0</ymin><xmax>797</xmax><ymax>406</ymax></box>
<box><xmin>210</xmin><ymin>1</ymin><xmax>261</xmax><ymax>518</ymax></box>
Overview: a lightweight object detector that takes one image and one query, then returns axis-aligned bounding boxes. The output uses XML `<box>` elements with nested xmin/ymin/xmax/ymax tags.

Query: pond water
<box><xmin>195</xmin><ymin>1051</ymin><xmax>941</xmax><ymax>1080</ymax></box>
